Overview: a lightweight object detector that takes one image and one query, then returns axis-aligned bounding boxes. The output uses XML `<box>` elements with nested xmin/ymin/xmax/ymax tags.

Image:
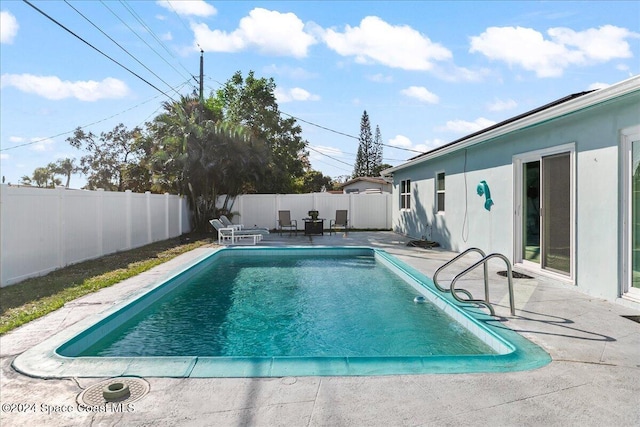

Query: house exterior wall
<box><xmin>391</xmin><ymin>89</ymin><xmax>639</xmax><ymax>303</ymax></box>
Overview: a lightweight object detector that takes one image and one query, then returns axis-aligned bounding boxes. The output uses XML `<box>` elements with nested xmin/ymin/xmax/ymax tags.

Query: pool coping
<box><xmin>12</xmin><ymin>246</ymin><xmax>551</xmax><ymax>378</ymax></box>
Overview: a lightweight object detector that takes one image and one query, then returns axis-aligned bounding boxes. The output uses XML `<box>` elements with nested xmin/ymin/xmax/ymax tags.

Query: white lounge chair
<box><xmin>209</xmin><ymin>219</ymin><xmax>264</xmax><ymax>245</ymax></box>
<box><xmin>219</xmin><ymin>215</ymin><xmax>270</xmax><ymax>234</ymax></box>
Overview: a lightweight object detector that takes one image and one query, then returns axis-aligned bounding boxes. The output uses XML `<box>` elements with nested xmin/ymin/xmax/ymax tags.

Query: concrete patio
<box><xmin>1</xmin><ymin>231</ymin><xmax>639</xmax><ymax>426</ymax></box>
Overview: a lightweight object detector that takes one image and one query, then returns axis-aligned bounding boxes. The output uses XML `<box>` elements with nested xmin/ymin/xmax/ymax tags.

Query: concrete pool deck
<box><xmin>1</xmin><ymin>231</ymin><xmax>639</xmax><ymax>426</ymax></box>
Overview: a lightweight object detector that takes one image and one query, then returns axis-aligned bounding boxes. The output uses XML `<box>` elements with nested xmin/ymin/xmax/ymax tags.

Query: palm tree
<box><xmin>148</xmin><ymin>95</ymin><xmax>268</xmax><ymax>230</ymax></box>
<box><xmin>52</xmin><ymin>158</ymin><xmax>80</xmax><ymax>188</ymax></box>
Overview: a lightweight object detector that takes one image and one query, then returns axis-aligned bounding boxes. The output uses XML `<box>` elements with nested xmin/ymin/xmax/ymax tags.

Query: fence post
<box><xmin>125</xmin><ymin>190</ymin><xmax>132</xmax><ymax>250</ymax></box>
<box><xmin>178</xmin><ymin>195</ymin><xmax>183</xmax><ymax>236</ymax></box>
<box><xmin>57</xmin><ymin>187</ymin><xmax>65</xmax><ymax>269</ymax></box>
<box><xmin>349</xmin><ymin>193</ymin><xmax>355</xmax><ymax>229</ymax></box>
<box><xmin>97</xmin><ymin>189</ymin><xmax>104</xmax><ymax>257</ymax></box>
<box><xmin>164</xmin><ymin>193</ymin><xmax>170</xmax><ymax>239</ymax></box>
<box><xmin>146</xmin><ymin>191</ymin><xmax>152</xmax><ymax>244</ymax></box>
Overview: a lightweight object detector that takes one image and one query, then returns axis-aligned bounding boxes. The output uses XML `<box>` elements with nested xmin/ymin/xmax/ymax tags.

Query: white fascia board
<box><xmin>384</xmin><ymin>75</ymin><xmax>640</xmax><ymax>176</ymax></box>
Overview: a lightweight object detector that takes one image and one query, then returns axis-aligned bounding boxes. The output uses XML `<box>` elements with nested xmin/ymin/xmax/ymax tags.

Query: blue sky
<box><xmin>1</xmin><ymin>1</ymin><xmax>638</xmax><ymax>189</ymax></box>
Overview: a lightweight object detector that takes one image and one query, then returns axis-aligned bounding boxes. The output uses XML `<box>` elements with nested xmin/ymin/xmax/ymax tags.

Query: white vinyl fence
<box><xmin>225</xmin><ymin>193</ymin><xmax>392</xmax><ymax>231</ymax></box>
<box><xmin>0</xmin><ymin>185</ymin><xmax>190</xmax><ymax>287</ymax></box>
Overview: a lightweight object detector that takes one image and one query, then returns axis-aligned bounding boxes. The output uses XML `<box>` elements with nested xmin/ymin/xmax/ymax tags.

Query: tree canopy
<box><xmin>26</xmin><ymin>70</ymin><xmax>335</xmax><ymax>230</ymax></box>
<box><xmin>353</xmin><ymin>110</ymin><xmax>383</xmax><ymax>178</ymax></box>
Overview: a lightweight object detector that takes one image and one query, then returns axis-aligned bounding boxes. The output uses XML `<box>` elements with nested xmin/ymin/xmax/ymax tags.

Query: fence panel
<box><xmin>0</xmin><ymin>185</ymin><xmax>188</xmax><ymax>287</ymax></box>
<box><xmin>102</xmin><ymin>190</ymin><xmax>128</xmax><ymax>254</ymax></box>
<box><xmin>223</xmin><ymin>193</ymin><xmax>392</xmax><ymax>231</ymax></box>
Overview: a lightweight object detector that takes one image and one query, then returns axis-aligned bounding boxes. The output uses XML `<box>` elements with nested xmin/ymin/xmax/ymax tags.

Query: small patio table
<box><xmin>303</xmin><ymin>218</ymin><xmax>324</xmax><ymax>236</ymax></box>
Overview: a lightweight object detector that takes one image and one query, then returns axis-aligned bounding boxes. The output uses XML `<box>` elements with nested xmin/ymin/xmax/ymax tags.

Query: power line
<box><xmin>166</xmin><ymin>0</ymin><xmax>202</xmax><ymax>52</ymax></box>
<box><xmin>206</xmin><ymin>77</ymin><xmax>423</xmax><ymax>156</ymax></box>
<box><xmin>307</xmin><ymin>145</ymin><xmax>354</xmax><ymax>168</ymax></box>
<box><xmin>280</xmin><ymin>111</ymin><xmax>425</xmax><ymax>154</ymax></box>
<box><xmin>0</xmin><ymin>80</ymin><xmax>191</xmax><ymax>152</ymax></box>
<box><xmin>21</xmin><ymin>0</ymin><xmax>173</xmax><ymax>99</ymax></box>
<box><xmin>63</xmin><ymin>0</ymin><xmax>181</xmax><ymax>97</ymax></box>
<box><xmin>99</xmin><ymin>0</ymin><xmax>196</xmax><ymax>92</ymax></box>
<box><xmin>118</xmin><ymin>0</ymin><xmax>196</xmax><ymax>81</ymax></box>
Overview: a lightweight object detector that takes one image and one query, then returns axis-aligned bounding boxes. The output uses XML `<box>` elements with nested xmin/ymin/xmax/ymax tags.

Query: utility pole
<box><xmin>199</xmin><ymin>49</ymin><xmax>204</xmax><ymax>121</ymax></box>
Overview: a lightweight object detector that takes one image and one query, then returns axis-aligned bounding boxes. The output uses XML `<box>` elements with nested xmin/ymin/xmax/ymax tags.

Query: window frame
<box><xmin>435</xmin><ymin>171</ymin><xmax>445</xmax><ymax>213</ymax></box>
<box><xmin>400</xmin><ymin>179</ymin><xmax>411</xmax><ymax>210</ymax></box>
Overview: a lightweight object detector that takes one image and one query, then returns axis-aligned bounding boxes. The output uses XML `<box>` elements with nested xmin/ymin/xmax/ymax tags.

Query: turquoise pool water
<box><xmin>14</xmin><ymin>247</ymin><xmax>551</xmax><ymax>377</ymax></box>
<box><xmin>72</xmin><ymin>254</ymin><xmax>495</xmax><ymax>358</ymax></box>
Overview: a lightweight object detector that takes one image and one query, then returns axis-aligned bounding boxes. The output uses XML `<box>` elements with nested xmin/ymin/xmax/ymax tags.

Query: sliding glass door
<box><xmin>517</xmin><ymin>146</ymin><xmax>573</xmax><ymax>278</ymax></box>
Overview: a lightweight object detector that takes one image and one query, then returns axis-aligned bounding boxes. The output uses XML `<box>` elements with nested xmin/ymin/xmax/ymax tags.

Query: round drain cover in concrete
<box><xmin>77</xmin><ymin>377</ymin><xmax>150</xmax><ymax>406</ymax></box>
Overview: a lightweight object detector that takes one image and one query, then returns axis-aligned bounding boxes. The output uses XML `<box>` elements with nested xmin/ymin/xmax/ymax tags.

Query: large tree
<box><xmin>67</xmin><ymin>124</ymin><xmax>149</xmax><ymax>191</ymax></box>
<box><xmin>353</xmin><ymin>110</ymin><xmax>374</xmax><ymax>178</ymax></box>
<box><xmin>294</xmin><ymin>170</ymin><xmax>333</xmax><ymax>193</ymax></box>
<box><xmin>373</xmin><ymin>125</ymin><xmax>384</xmax><ymax>174</ymax></box>
<box><xmin>148</xmin><ymin>94</ymin><xmax>268</xmax><ymax>230</ymax></box>
<box><xmin>215</xmin><ymin>71</ymin><xmax>309</xmax><ymax>193</ymax></box>
<box><xmin>51</xmin><ymin>158</ymin><xmax>80</xmax><ymax>188</ymax></box>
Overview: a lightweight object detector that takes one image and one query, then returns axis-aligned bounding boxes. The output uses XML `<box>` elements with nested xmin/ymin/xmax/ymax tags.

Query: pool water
<box><xmin>79</xmin><ymin>255</ymin><xmax>495</xmax><ymax>357</ymax></box>
<box><xmin>14</xmin><ymin>247</ymin><xmax>550</xmax><ymax>377</ymax></box>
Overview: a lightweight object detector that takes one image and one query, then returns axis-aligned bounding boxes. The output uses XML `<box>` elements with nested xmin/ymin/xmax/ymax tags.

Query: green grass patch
<box><xmin>0</xmin><ymin>234</ymin><xmax>213</xmax><ymax>335</ymax></box>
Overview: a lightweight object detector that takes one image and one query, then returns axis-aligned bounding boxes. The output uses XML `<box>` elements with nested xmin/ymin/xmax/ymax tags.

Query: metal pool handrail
<box><xmin>433</xmin><ymin>247</ymin><xmax>487</xmax><ymax>300</ymax></box>
<box><xmin>449</xmin><ymin>253</ymin><xmax>515</xmax><ymax>317</ymax></box>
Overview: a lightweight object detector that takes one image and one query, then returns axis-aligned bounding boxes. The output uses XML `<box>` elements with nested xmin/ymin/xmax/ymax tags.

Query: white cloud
<box><xmin>263</xmin><ymin>64</ymin><xmax>316</xmax><ymax>79</ymax></box>
<box><xmin>421</xmin><ymin>138</ymin><xmax>447</xmax><ymax>151</ymax></box>
<box><xmin>312</xmin><ymin>145</ymin><xmax>343</xmax><ymax>157</ymax></box>
<box><xmin>161</xmin><ymin>31</ymin><xmax>173</xmax><ymax>41</ymax></box>
<box><xmin>389</xmin><ymin>135</ymin><xmax>413</xmax><ymax>148</ymax></box>
<box><xmin>192</xmin><ymin>8</ymin><xmax>316</xmax><ymax>57</ymax></box>
<box><xmin>431</xmin><ymin>64</ymin><xmax>491</xmax><ymax>83</ymax></box>
<box><xmin>470</xmin><ymin>25</ymin><xmax>638</xmax><ymax>78</ymax></box>
<box><xmin>29</xmin><ymin>137</ymin><xmax>55</xmax><ymax>152</ymax></box>
<box><xmin>275</xmin><ymin>87</ymin><xmax>320</xmax><ymax>103</ymax></box>
<box><xmin>9</xmin><ymin>136</ymin><xmax>24</xmax><ymax>143</ymax></box>
<box><xmin>0</xmin><ymin>74</ymin><xmax>129</xmax><ymax>101</ymax></box>
<box><xmin>387</xmin><ymin>135</ymin><xmax>436</xmax><ymax>155</ymax></box>
<box><xmin>487</xmin><ymin>98</ymin><xmax>517</xmax><ymax>112</ymax></box>
<box><xmin>156</xmin><ymin>0</ymin><xmax>216</xmax><ymax>17</ymax></box>
<box><xmin>0</xmin><ymin>153</ymin><xmax>8</xmax><ymax>160</ymax></box>
<box><xmin>441</xmin><ymin>118</ymin><xmax>496</xmax><ymax>134</ymax></box>
<box><xmin>367</xmin><ymin>73</ymin><xmax>393</xmax><ymax>83</ymax></box>
<box><xmin>321</xmin><ymin>16</ymin><xmax>451</xmax><ymax>71</ymax></box>
<box><xmin>400</xmin><ymin>86</ymin><xmax>439</xmax><ymax>104</ymax></box>
<box><xmin>1</xmin><ymin>11</ymin><xmax>19</xmax><ymax>44</ymax></box>
<box><xmin>587</xmin><ymin>82</ymin><xmax>610</xmax><ymax>90</ymax></box>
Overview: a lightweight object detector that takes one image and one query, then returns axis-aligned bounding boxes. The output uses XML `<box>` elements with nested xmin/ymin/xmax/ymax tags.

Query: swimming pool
<box><xmin>13</xmin><ymin>247</ymin><xmax>551</xmax><ymax>377</ymax></box>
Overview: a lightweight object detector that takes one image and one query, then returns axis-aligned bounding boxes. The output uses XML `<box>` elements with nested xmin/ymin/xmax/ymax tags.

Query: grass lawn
<box><xmin>0</xmin><ymin>233</ymin><xmax>214</xmax><ymax>335</ymax></box>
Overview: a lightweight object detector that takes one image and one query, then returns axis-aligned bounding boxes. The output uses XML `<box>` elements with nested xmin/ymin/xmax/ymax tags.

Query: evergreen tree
<box><xmin>353</xmin><ymin>110</ymin><xmax>373</xmax><ymax>178</ymax></box>
<box><xmin>373</xmin><ymin>125</ymin><xmax>383</xmax><ymax>175</ymax></box>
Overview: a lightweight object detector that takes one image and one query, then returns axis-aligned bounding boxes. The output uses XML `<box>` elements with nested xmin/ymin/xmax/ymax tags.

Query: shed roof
<box><xmin>337</xmin><ymin>176</ymin><xmax>390</xmax><ymax>188</ymax></box>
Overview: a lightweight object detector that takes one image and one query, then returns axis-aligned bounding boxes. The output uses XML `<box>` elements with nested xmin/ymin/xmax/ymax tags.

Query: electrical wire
<box><xmin>0</xmin><ymin>80</ymin><xmax>192</xmax><ymax>152</ymax></box>
<box><xmin>280</xmin><ymin>111</ymin><xmax>425</xmax><ymax>154</ymax></box>
<box><xmin>21</xmin><ymin>0</ymin><xmax>173</xmax><ymax>99</ymax></box>
<box><xmin>166</xmin><ymin>0</ymin><xmax>202</xmax><ymax>52</ymax></box>
<box><xmin>99</xmin><ymin>0</ymin><xmax>197</xmax><ymax>92</ymax></box>
<box><xmin>63</xmin><ymin>0</ymin><xmax>182</xmax><ymax>97</ymax></box>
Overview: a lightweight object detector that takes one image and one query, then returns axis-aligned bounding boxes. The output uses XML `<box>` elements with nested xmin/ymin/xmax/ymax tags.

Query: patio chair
<box><xmin>278</xmin><ymin>210</ymin><xmax>298</xmax><ymax>236</ymax></box>
<box><xmin>330</xmin><ymin>210</ymin><xmax>349</xmax><ymax>235</ymax></box>
<box><xmin>219</xmin><ymin>215</ymin><xmax>270</xmax><ymax>234</ymax></box>
<box><xmin>209</xmin><ymin>219</ymin><xmax>264</xmax><ymax>245</ymax></box>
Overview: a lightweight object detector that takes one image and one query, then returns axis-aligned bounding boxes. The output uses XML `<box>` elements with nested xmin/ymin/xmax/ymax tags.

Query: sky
<box><xmin>1</xmin><ymin>1</ymin><xmax>638</xmax><ymax>189</ymax></box>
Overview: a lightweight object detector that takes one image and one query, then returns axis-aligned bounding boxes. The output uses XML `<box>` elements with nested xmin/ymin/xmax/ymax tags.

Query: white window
<box><xmin>400</xmin><ymin>179</ymin><xmax>411</xmax><ymax>210</ymax></box>
<box><xmin>436</xmin><ymin>172</ymin><xmax>445</xmax><ymax>212</ymax></box>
